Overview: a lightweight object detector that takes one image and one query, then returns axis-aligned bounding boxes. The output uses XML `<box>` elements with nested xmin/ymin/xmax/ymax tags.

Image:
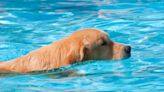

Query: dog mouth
<box><xmin>123</xmin><ymin>46</ymin><xmax>131</xmax><ymax>59</ymax></box>
<box><xmin>125</xmin><ymin>53</ymin><xmax>131</xmax><ymax>59</ymax></box>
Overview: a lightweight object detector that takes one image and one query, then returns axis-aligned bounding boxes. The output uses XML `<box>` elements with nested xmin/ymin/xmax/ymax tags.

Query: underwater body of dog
<box><xmin>0</xmin><ymin>28</ymin><xmax>131</xmax><ymax>73</ymax></box>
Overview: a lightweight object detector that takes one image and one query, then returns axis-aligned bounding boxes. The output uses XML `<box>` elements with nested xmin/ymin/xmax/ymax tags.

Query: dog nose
<box><xmin>124</xmin><ymin>46</ymin><xmax>131</xmax><ymax>54</ymax></box>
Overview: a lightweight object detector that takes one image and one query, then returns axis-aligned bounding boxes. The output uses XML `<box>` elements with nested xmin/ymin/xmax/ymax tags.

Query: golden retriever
<box><xmin>0</xmin><ymin>28</ymin><xmax>131</xmax><ymax>73</ymax></box>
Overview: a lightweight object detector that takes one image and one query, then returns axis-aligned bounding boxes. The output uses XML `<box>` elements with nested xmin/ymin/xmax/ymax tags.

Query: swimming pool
<box><xmin>0</xmin><ymin>0</ymin><xmax>164</xmax><ymax>91</ymax></box>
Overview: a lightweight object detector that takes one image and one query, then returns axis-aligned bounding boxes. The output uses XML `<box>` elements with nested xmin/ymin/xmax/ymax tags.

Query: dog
<box><xmin>0</xmin><ymin>28</ymin><xmax>131</xmax><ymax>73</ymax></box>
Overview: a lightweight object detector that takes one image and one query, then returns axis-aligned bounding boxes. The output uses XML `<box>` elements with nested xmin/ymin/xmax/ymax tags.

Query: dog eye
<box><xmin>101</xmin><ymin>41</ymin><xmax>107</xmax><ymax>46</ymax></box>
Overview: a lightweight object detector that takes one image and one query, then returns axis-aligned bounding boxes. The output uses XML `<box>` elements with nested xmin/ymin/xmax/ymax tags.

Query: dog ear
<box><xmin>63</xmin><ymin>44</ymin><xmax>86</xmax><ymax>64</ymax></box>
<box><xmin>79</xmin><ymin>46</ymin><xmax>86</xmax><ymax>61</ymax></box>
<box><xmin>78</xmin><ymin>37</ymin><xmax>91</xmax><ymax>61</ymax></box>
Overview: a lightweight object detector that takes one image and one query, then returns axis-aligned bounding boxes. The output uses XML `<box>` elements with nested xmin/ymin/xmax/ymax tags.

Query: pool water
<box><xmin>0</xmin><ymin>0</ymin><xmax>164</xmax><ymax>91</ymax></box>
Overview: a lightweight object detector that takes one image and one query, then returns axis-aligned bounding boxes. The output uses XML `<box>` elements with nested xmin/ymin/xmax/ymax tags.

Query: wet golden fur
<box><xmin>0</xmin><ymin>28</ymin><xmax>130</xmax><ymax>73</ymax></box>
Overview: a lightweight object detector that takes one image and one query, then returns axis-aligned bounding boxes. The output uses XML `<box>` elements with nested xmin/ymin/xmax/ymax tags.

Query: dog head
<box><xmin>69</xmin><ymin>28</ymin><xmax>131</xmax><ymax>61</ymax></box>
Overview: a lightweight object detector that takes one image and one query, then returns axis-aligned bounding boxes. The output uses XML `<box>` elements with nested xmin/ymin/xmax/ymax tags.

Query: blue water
<box><xmin>0</xmin><ymin>0</ymin><xmax>164</xmax><ymax>91</ymax></box>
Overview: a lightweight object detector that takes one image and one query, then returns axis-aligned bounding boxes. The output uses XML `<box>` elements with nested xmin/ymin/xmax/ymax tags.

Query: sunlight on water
<box><xmin>0</xmin><ymin>0</ymin><xmax>164</xmax><ymax>91</ymax></box>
